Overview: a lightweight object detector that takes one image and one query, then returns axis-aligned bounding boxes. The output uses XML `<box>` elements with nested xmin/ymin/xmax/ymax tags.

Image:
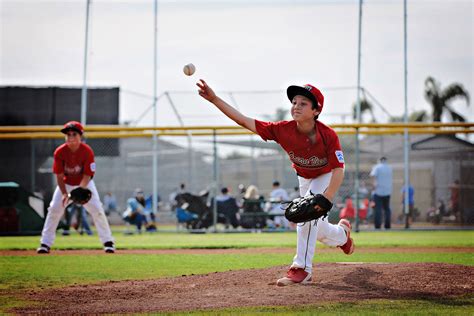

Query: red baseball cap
<box><xmin>61</xmin><ymin>121</ymin><xmax>84</xmax><ymax>135</ymax></box>
<box><xmin>287</xmin><ymin>84</ymin><xmax>324</xmax><ymax>112</ymax></box>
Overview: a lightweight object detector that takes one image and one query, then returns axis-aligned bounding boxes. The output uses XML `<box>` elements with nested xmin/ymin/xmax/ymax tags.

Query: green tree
<box><xmin>424</xmin><ymin>76</ymin><xmax>470</xmax><ymax>122</ymax></box>
<box><xmin>352</xmin><ymin>98</ymin><xmax>376</xmax><ymax>123</ymax></box>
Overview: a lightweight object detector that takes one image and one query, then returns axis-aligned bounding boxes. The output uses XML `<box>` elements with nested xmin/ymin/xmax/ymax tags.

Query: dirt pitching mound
<box><xmin>15</xmin><ymin>262</ymin><xmax>473</xmax><ymax>314</ymax></box>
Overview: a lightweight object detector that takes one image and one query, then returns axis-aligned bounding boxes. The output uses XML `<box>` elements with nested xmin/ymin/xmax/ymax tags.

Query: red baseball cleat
<box><xmin>338</xmin><ymin>219</ymin><xmax>355</xmax><ymax>255</ymax></box>
<box><xmin>276</xmin><ymin>267</ymin><xmax>312</xmax><ymax>286</ymax></box>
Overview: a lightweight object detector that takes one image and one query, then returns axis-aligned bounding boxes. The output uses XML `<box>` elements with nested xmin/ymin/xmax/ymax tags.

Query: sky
<box><xmin>1</xmin><ymin>0</ymin><xmax>472</xmax><ymax>127</ymax></box>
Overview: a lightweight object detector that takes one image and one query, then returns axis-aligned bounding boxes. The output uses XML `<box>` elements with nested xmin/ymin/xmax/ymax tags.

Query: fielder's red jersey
<box><xmin>53</xmin><ymin>143</ymin><xmax>96</xmax><ymax>185</ymax></box>
<box><xmin>255</xmin><ymin>119</ymin><xmax>345</xmax><ymax>179</ymax></box>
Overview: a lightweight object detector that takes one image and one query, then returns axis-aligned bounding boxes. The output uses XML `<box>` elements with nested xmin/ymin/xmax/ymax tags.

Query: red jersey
<box><xmin>53</xmin><ymin>143</ymin><xmax>96</xmax><ymax>185</ymax></box>
<box><xmin>255</xmin><ymin>119</ymin><xmax>345</xmax><ymax>179</ymax></box>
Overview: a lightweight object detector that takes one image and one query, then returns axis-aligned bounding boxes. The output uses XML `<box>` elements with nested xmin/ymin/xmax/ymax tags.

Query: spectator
<box><xmin>179</xmin><ymin>183</ymin><xmax>187</xmax><ymax>194</ymax></box>
<box><xmin>238</xmin><ymin>184</ymin><xmax>246</xmax><ymax>195</ymax></box>
<box><xmin>122</xmin><ymin>188</ymin><xmax>149</xmax><ymax>234</ymax></box>
<box><xmin>237</xmin><ymin>183</ymin><xmax>247</xmax><ymax>206</ymax></box>
<box><xmin>241</xmin><ymin>185</ymin><xmax>266</xmax><ymax>229</ymax></box>
<box><xmin>63</xmin><ymin>203</ymin><xmax>93</xmax><ymax>236</ymax></box>
<box><xmin>144</xmin><ymin>194</ymin><xmax>159</xmax><ymax>232</ymax></box>
<box><xmin>339</xmin><ymin>196</ymin><xmax>355</xmax><ymax>222</ymax></box>
<box><xmin>216</xmin><ymin>187</ymin><xmax>240</xmax><ymax>229</ymax></box>
<box><xmin>401</xmin><ymin>182</ymin><xmax>415</xmax><ymax>224</ymax></box>
<box><xmin>103</xmin><ymin>192</ymin><xmax>117</xmax><ymax>216</ymax></box>
<box><xmin>268</xmin><ymin>181</ymin><xmax>290</xmax><ymax>229</ymax></box>
<box><xmin>242</xmin><ymin>185</ymin><xmax>262</xmax><ymax>211</ymax></box>
<box><xmin>370</xmin><ymin>157</ymin><xmax>393</xmax><ymax>229</ymax></box>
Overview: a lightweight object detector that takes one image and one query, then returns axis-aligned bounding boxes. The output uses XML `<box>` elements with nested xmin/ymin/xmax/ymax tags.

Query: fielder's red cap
<box><xmin>287</xmin><ymin>84</ymin><xmax>324</xmax><ymax>112</ymax></box>
<box><xmin>61</xmin><ymin>121</ymin><xmax>84</xmax><ymax>135</ymax></box>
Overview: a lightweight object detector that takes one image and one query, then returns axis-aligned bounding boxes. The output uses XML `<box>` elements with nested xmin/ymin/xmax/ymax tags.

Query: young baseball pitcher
<box><xmin>197</xmin><ymin>79</ymin><xmax>354</xmax><ymax>286</ymax></box>
<box><xmin>36</xmin><ymin>121</ymin><xmax>115</xmax><ymax>254</ymax></box>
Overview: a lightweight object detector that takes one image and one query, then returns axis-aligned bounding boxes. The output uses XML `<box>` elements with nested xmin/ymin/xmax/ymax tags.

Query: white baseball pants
<box><xmin>291</xmin><ymin>172</ymin><xmax>347</xmax><ymax>274</ymax></box>
<box><xmin>40</xmin><ymin>180</ymin><xmax>114</xmax><ymax>247</ymax></box>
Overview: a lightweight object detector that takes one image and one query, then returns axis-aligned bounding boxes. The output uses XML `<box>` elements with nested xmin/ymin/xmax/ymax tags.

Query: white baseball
<box><xmin>183</xmin><ymin>63</ymin><xmax>196</xmax><ymax>76</ymax></box>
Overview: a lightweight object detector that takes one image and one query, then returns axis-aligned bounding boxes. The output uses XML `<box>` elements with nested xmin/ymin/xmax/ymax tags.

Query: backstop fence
<box><xmin>0</xmin><ymin>123</ymin><xmax>473</xmax><ymax>230</ymax></box>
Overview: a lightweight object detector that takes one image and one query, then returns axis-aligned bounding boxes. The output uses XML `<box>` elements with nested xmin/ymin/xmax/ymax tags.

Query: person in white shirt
<box><xmin>269</xmin><ymin>181</ymin><xmax>290</xmax><ymax>229</ymax></box>
<box><xmin>370</xmin><ymin>157</ymin><xmax>393</xmax><ymax>229</ymax></box>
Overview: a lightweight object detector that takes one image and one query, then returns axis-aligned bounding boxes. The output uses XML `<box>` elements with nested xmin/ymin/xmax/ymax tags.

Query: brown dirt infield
<box><xmin>10</xmin><ymin>248</ymin><xmax>474</xmax><ymax>314</ymax></box>
<box><xmin>2</xmin><ymin>246</ymin><xmax>472</xmax><ymax>256</ymax></box>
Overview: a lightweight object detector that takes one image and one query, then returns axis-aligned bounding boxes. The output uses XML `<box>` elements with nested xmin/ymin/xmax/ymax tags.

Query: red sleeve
<box><xmin>325</xmin><ymin>129</ymin><xmax>345</xmax><ymax>169</ymax></box>
<box><xmin>255</xmin><ymin>119</ymin><xmax>279</xmax><ymax>142</ymax></box>
<box><xmin>82</xmin><ymin>144</ymin><xmax>96</xmax><ymax>177</ymax></box>
<box><xmin>52</xmin><ymin>147</ymin><xmax>64</xmax><ymax>175</ymax></box>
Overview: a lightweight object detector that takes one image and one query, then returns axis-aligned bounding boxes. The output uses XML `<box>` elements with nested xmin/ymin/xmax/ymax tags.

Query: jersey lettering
<box><xmin>288</xmin><ymin>152</ymin><xmax>328</xmax><ymax>169</ymax></box>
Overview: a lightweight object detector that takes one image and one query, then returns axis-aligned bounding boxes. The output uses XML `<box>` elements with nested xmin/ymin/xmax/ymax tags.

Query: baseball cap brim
<box><xmin>61</xmin><ymin>126</ymin><xmax>83</xmax><ymax>135</ymax></box>
<box><xmin>287</xmin><ymin>85</ymin><xmax>319</xmax><ymax>108</ymax></box>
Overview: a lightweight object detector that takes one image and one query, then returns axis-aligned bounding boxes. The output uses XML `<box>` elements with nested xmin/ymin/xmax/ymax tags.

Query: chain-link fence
<box><xmin>1</xmin><ymin>126</ymin><xmax>473</xmax><ymax>231</ymax></box>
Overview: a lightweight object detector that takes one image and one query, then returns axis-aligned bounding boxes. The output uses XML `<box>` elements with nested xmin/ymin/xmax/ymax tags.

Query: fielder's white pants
<box><xmin>40</xmin><ymin>180</ymin><xmax>114</xmax><ymax>247</ymax></box>
<box><xmin>291</xmin><ymin>172</ymin><xmax>347</xmax><ymax>274</ymax></box>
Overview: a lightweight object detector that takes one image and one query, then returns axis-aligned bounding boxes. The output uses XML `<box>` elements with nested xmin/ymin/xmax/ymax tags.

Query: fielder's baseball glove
<box><xmin>284</xmin><ymin>193</ymin><xmax>333</xmax><ymax>223</ymax></box>
<box><xmin>68</xmin><ymin>187</ymin><xmax>92</xmax><ymax>205</ymax></box>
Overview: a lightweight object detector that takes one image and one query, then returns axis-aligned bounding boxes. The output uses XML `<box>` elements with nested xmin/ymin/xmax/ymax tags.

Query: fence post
<box><xmin>212</xmin><ymin>129</ymin><xmax>218</xmax><ymax>232</ymax></box>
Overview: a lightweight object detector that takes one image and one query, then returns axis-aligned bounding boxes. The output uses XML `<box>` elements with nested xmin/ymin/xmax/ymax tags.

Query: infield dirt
<box><xmin>13</xmin><ymin>260</ymin><xmax>474</xmax><ymax>314</ymax></box>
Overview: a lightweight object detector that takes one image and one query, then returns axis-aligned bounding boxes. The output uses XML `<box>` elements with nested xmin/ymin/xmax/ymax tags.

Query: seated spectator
<box><xmin>241</xmin><ymin>185</ymin><xmax>266</xmax><ymax>229</ymax></box>
<box><xmin>216</xmin><ymin>187</ymin><xmax>240</xmax><ymax>229</ymax></box>
<box><xmin>122</xmin><ymin>188</ymin><xmax>149</xmax><ymax>234</ymax></box>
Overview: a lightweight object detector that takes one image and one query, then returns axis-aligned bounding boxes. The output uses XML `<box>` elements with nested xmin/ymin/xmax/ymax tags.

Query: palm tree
<box><xmin>352</xmin><ymin>98</ymin><xmax>376</xmax><ymax>123</ymax></box>
<box><xmin>424</xmin><ymin>77</ymin><xmax>470</xmax><ymax>122</ymax></box>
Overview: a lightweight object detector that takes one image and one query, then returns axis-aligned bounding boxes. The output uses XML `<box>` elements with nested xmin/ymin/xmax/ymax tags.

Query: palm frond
<box><xmin>445</xmin><ymin>105</ymin><xmax>466</xmax><ymax>122</ymax></box>
<box><xmin>441</xmin><ymin>84</ymin><xmax>470</xmax><ymax>105</ymax></box>
<box><xmin>424</xmin><ymin>76</ymin><xmax>440</xmax><ymax>102</ymax></box>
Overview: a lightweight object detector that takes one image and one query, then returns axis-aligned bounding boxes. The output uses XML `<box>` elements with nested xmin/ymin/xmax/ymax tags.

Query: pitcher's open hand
<box><xmin>197</xmin><ymin>79</ymin><xmax>217</xmax><ymax>103</ymax></box>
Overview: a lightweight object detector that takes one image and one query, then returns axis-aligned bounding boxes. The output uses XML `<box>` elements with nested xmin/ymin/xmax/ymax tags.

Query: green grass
<box><xmin>1</xmin><ymin>230</ymin><xmax>473</xmax><ymax>250</ymax></box>
<box><xmin>181</xmin><ymin>298</ymin><xmax>474</xmax><ymax>315</ymax></box>
<box><xmin>1</xmin><ymin>230</ymin><xmax>473</xmax><ymax>314</ymax></box>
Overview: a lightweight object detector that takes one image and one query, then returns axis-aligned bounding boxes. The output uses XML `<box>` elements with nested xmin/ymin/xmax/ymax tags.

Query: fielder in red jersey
<box><xmin>37</xmin><ymin>121</ymin><xmax>115</xmax><ymax>254</ymax></box>
<box><xmin>53</xmin><ymin>142</ymin><xmax>95</xmax><ymax>186</ymax></box>
<box><xmin>197</xmin><ymin>79</ymin><xmax>354</xmax><ymax>286</ymax></box>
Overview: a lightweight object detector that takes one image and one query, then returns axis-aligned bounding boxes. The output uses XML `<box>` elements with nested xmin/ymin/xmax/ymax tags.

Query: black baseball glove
<box><xmin>68</xmin><ymin>187</ymin><xmax>92</xmax><ymax>205</ymax></box>
<box><xmin>284</xmin><ymin>193</ymin><xmax>333</xmax><ymax>223</ymax></box>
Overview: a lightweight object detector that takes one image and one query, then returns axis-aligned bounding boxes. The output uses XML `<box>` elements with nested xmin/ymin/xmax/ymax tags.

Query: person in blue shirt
<box><xmin>370</xmin><ymin>157</ymin><xmax>393</xmax><ymax>229</ymax></box>
<box><xmin>122</xmin><ymin>188</ymin><xmax>148</xmax><ymax>233</ymax></box>
<box><xmin>401</xmin><ymin>183</ymin><xmax>415</xmax><ymax>223</ymax></box>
